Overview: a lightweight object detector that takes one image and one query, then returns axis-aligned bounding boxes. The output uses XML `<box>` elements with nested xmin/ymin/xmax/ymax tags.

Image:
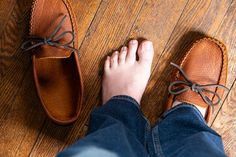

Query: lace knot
<box><xmin>191</xmin><ymin>83</ymin><xmax>197</xmax><ymax>92</ymax></box>
<box><xmin>43</xmin><ymin>38</ymin><xmax>50</xmax><ymax>45</ymax></box>
<box><xmin>168</xmin><ymin>62</ymin><xmax>229</xmax><ymax>111</ymax></box>
<box><xmin>21</xmin><ymin>15</ymin><xmax>79</xmax><ymax>54</ymax></box>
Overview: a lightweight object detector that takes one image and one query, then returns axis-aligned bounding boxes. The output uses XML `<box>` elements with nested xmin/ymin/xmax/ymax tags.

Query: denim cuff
<box><xmin>107</xmin><ymin>95</ymin><xmax>140</xmax><ymax>109</ymax></box>
<box><xmin>160</xmin><ymin>103</ymin><xmax>206</xmax><ymax>123</ymax></box>
<box><xmin>94</xmin><ymin>95</ymin><xmax>145</xmax><ymax>122</ymax></box>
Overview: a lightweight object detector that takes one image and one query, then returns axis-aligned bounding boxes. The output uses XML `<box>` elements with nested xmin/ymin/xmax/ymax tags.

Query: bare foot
<box><xmin>102</xmin><ymin>40</ymin><xmax>154</xmax><ymax>104</ymax></box>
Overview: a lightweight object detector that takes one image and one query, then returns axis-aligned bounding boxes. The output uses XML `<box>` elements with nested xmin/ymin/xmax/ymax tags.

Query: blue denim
<box><xmin>57</xmin><ymin>95</ymin><xmax>227</xmax><ymax>157</ymax></box>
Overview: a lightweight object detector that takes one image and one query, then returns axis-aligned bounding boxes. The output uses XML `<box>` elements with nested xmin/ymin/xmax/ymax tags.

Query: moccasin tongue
<box><xmin>34</xmin><ymin>45</ymin><xmax>72</xmax><ymax>59</ymax></box>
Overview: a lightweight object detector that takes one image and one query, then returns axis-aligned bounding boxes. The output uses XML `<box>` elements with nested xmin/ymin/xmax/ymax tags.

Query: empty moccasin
<box><xmin>21</xmin><ymin>0</ymin><xmax>83</xmax><ymax>125</ymax></box>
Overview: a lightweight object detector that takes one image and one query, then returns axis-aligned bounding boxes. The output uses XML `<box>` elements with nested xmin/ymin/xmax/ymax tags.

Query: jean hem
<box><xmin>160</xmin><ymin>103</ymin><xmax>206</xmax><ymax>123</ymax></box>
<box><xmin>108</xmin><ymin>95</ymin><xmax>140</xmax><ymax>109</ymax></box>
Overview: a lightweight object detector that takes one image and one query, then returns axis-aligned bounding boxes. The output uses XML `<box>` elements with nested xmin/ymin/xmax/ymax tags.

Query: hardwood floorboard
<box><xmin>0</xmin><ymin>1</ymin><xmax>34</xmax><ymax>156</ymax></box>
<box><xmin>0</xmin><ymin>0</ymin><xmax>16</xmax><ymax>36</ymax></box>
<box><xmin>0</xmin><ymin>67</ymin><xmax>45</xmax><ymax>157</ymax></box>
<box><xmin>211</xmin><ymin>1</ymin><xmax>236</xmax><ymax>156</ymax></box>
<box><xmin>212</xmin><ymin>79</ymin><xmax>236</xmax><ymax>157</ymax></box>
<box><xmin>208</xmin><ymin>0</ymin><xmax>236</xmax><ymax>125</ymax></box>
<box><xmin>71</xmin><ymin>0</ymin><xmax>102</xmax><ymax>47</ymax></box>
<box><xmin>0</xmin><ymin>0</ymin><xmax>235</xmax><ymax>156</ymax></box>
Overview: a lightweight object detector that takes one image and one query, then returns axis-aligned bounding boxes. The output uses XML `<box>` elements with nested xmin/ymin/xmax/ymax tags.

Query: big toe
<box><xmin>138</xmin><ymin>40</ymin><xmax>154</xmax><ymax>64</ymax></box>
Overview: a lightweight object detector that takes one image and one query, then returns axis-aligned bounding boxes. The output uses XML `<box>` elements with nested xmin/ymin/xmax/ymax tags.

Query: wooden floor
<box><xmin>0</xmin><ymin>0</ymin><xmax>236</xmax><ymax>156</ymax></box>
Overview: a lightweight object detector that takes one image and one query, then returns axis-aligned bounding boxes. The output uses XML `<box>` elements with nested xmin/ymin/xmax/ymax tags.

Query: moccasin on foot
<box><xmin>166</xmin><ymin>37</ymin><xmax>228</xmax><ymax>123</ymax></box>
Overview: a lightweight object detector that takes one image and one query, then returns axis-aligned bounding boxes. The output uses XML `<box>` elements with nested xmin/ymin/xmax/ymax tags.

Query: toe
<box><xmin>138</xmin><ymin>40</ymin><xmax>154</xmax><ymax>64</ymax></box>
<box><xmin>119</xmin><ymin>46</ymin><xmax>127</xmax><ymax>64</ymax></box>
<box><xmin>110</xmin><ymin>51</ymin><xmax>119</xmax><ymax>68</ymax></box>
<box><xmin>104</xmin><ymin>56</ymin><xmax>111</xmax><ymax>71</ymax></box>
<box><xmin>126</xmin><ymin>40</ymin><xmax>138</xmax><ymax>63</ymax></box>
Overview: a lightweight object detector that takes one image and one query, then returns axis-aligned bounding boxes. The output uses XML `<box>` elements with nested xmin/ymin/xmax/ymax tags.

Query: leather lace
<box><xmin>21</xmin><ymin>15</ymin><xmax>79</xmax><ymax>54</ymax></box>
<box><xmin>168</xmin><ymin>62</ymin><xmax>229</xmax><ymax>111</ymax></box>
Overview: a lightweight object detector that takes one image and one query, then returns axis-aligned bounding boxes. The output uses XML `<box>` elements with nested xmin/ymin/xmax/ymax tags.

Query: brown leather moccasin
<box><xmin>166</xmin><ymin>37</ymin><xmax>229</xmax><ymax>123</ymax></box>
<box><xmin>21</xmin><ymin>0</ymin><xmax>83</xmax><ymax>125</ymax></box>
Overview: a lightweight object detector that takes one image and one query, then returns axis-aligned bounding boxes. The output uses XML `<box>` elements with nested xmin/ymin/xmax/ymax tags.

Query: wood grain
<box><xmin>207</xmin><ymin>0</ymin><xmax>236</xmax><ymax>125</ymax></box>
<box><xmin>211</xmin><ymin>0</ymin><xmax>236</xmax><ymax>89</ymax></box>
<box><xmin>0</xmin><ymin>0</ymin><xmax>16</xmax><ymax>36</ymax></box>
<box><xmin>211</xmin><ymin>1</ymin><xmax>236</xmax><ymax>156</ymax></box>
<box><xmin>129</xmin><ymin>0</ymin><xmax>188</xmax><ymax>58</ymax></box>
<box><xmin>0</xmin><ymin>0</ymin><xmax>236</xmax><ymax>156</ymax></box>
<box><xmin>212</xmin><ymin>80</ymin><xmax>236</xmax><ymax>157</ymax></box>
<box><xmin>0</xmin><ymin>0</ymin><xmax>33</xmax><ymax>125</ymax></box>
<box><xmin>0</xmin><ymin>67</ymin><xmax>44</xmax><ymax>157</ymax></box>
<box><xmin>71</xmin><ymin>0</ymin><xmax>102</xmax><ymax>46</ymax></box>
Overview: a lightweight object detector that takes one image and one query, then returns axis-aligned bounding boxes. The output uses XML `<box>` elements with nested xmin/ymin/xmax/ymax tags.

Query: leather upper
<box><xmin>30</xmin><ymin>0</ymin><xmax>77</xmax><ymax>59</ymax></box>
<box><xmin>166</xmin><ymin>37</ymin><xmax>228</xmax><ymax>123</ymax></box>
<box><xmin>175</xmin><ymin>39</ymin><xmax>225</xmax><ymax>108</ymax></box>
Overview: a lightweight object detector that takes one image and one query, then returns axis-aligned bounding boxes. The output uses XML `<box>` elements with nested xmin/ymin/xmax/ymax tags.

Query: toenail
<box><xmin>143</xmin><ymin>41</ymin><xmax>153</xmax><ymax>49</ymax></box>
<box><xmin>130</xmin><ymin>40</ymin><xmax>138</xmax><ymax>45</ymax></box>
<box><xmin>121</xmin><ymin>46</ymin><xmax>127</xmax><ymax>51</ymax></box>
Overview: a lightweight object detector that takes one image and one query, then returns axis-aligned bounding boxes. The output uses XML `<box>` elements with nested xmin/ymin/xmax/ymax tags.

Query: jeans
<box><xmin>57</xmin><ymin>95</ymin><xmax>227</xmax><ymax>157</ymax></box>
